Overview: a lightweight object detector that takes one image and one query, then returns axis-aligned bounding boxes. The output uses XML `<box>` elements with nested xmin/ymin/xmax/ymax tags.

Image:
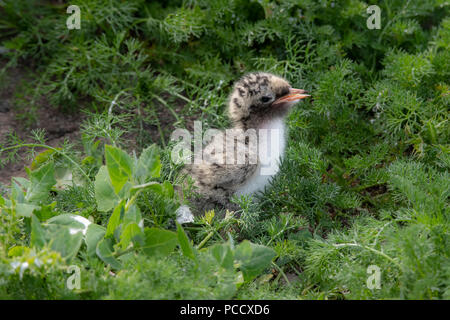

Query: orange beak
<box><xmin>272</xmin><ymin>88</ymin><xmax>310</xmax><ymax>106</ymax></box>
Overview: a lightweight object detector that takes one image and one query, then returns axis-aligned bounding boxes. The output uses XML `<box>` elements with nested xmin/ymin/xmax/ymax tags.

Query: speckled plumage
<box><xmin>183</xmin><ymin>72</ymin><xmax>308</xmax><ymax>213</ymax></box>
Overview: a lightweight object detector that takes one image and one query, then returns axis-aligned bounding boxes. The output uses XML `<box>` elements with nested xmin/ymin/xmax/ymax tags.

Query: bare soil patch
<box><xmin>0</xmin><ymin>65</ymin><xmax>83</xmax><ymax>185</ymax></box>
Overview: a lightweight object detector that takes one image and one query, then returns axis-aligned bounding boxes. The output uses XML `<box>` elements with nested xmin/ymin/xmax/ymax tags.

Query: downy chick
<box><xmin>182</xmin><ymin>72</ymin><xmax>310</xmax><ymax>214</ymax></box>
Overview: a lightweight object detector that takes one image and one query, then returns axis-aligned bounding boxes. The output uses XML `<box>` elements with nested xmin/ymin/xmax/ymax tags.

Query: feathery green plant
<box><xmin>0</xmin><ymin>0</ymin><xmax>448</xmax><ymax>299</ymax></box>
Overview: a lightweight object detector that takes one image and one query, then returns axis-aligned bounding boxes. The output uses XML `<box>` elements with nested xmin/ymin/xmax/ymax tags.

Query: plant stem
<box><xmin>333</xmin><ymin>242</ymin><xmax>401</xmax><ymax>268</ymax></box>
<box><xmin>271</xmin><ymin>261</ymin><xmax>292</xmax><ymax>287</ymax></box>
<box><xmin>197</xmin><ymin>230</ymin><xmax>214</xmax><ymax>249</ymax></box>
<box><xmin>0</xmin><ymin>143</ymin><xmax>91</xmax><ymax>183</ymax></box>
<box><xmin>131</xmin><ymin>181</ymin><xmax>159</xmax><ymax>191</ymax></box>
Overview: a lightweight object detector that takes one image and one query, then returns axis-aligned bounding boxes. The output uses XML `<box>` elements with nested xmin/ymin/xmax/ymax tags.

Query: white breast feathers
<box><xmin>235</xmin><ymin>117</ymin><xmax>286</xmax><ymax>196</ymax></box>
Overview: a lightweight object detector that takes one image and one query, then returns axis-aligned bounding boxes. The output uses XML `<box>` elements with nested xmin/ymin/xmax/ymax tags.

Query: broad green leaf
<box><xmin>119</xmin><ymin>223</ymin><xmax>144</xmax><ymax>250</ymax></box>
<box><xmin>209</xmin><ymin>243</ymin><xmax>234</xmax><ymax>270</ymax></box>
<box><xmin>134</xmin><ymin>145</ymin><xmax>161</xmax><ymax>183</ymax></box>
<box><xmin>117</xmin><ymin>181</ymin><xmax>132</xmax><ymax>199</ymax></box>
<box><xmin>85</xmin><ymin>224</ymin><xmax>106</xmax><ymax>257</ymax></box>
<box><xmin>47</xmin><ymin>214</ymin><xmax>92</xmax><ymax>236</ymax></box>
<box><xmin>15</xmin><ymin>203</ymin><xmax>39</xmax><ymax>217</ymax></box>
<box><xmin>12</xmin><ymin>177</ymin><xmax>30</xmax><ymax>190</ymax></box>
<box><xmin>176</xmin><ymin>222</ymin><xmax>196</xmax><ymax>261</ymax></box>
<box><xmin>96</xmin><ymin>238</ymin><xmax>122</xmax><ymax>270</ymax></box>
<box><xmin>34</xmin><ymin>202</ymin><xmax>58</xmax><ymax>221</ymax></box>
<box><xmin>43</xmin><ymin>214</ymin><xmax>91</xmax><ymax>260</ymax></box>
<box><xmin>105</xmin><ymin>200</ymin><xmax>125</xmax><ymax>238</ymax></box>
<box><xmin>31</xmin><ymin>149</ymin><xmax>57</xmax><ymax>170</ymax></box>
<box><xmin>54</xmin><ymin>167</ymin><xmax>74</xmax><ymax>190</ymax></box>
<box><xmin>11</xmin><ymin>180</ymin><xmax>25</xmax><ymax>203</ymax></box>
<box><xmin>123</xmin><ymin>203</ymin><xmax>142</xmax><ymax>226</ymax></box>
<box><xmin>105</xmin><ymin>145</ymin><xmax>133</xmax><ymax>194</ymax></box>
<box><xmin>30</xmin><ymin>214</ymin><xmax>45</xmax><ymax>249</ymax></box>
<box><xmin>234</xmin><ymin>240</ymin><xmax>276</xmax><ymax>282</ymax></box>
<box><xmin>27</xmin><ymin>214</ymin><xmax>90</xmax><ymax>261</ymax></box>
<box><xmin>142</xmin><ymin>227</ymin><xmax>178</xmax><ymax>257</ymax></box>
<box><xmin>94</xmin><ymin>166</ymin><xmax>119</xmax><ymax>212</ymax></box>
<box><xmin>25</xmin><ymin>162</ymin><xmax>56</xmax><ymax>203</ymax></box>
<box><xmin>48</xmin><ymin>227</ymin><xmax>83</xmax><ymax>260</ymax></box>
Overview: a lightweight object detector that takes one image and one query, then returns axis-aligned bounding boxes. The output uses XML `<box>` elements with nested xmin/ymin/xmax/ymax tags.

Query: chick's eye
<box><xmin>261</xmin><ymin>96</ymin><xmax>272</xmax><ymax>103</ymax></box>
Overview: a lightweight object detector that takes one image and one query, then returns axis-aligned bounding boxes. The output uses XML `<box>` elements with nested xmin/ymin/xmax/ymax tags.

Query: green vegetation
<box><xmin>0</xmin><ymin>0</ymin><xmax>448</xmax><ymax>299</ymax></box>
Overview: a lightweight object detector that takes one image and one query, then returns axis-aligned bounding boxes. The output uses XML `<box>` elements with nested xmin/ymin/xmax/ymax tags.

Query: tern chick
<box><xmin>182</xmin><ymin>72</ymin><xmax>310</xmax><ymax>214</ymax></box>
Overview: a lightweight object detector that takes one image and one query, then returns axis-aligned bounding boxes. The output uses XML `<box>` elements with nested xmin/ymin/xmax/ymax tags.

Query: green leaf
<box><xmin>34</xmin><ymin>202</ymin><xmax>58</xmax><ymax>221</ymax></box>
<box><xmin>94</xmin><ymin>166</ymin><xmax>120</xmax><ymax>212</ymax></box>
<box><xmin>135</xmin><ymin>145</ymin><xmax>161</xmax><ymax>183</ymax></box>
<box><xmin>119</xmin><ymin>222</ymin><xmax>144</xmax><ymax>250</ymax></box>
<box><xmin>48</xmin><ymin>227</ymin><xmax>83</xmax><ymax>260</ymax></box>
<box><xmin>11</xmin><ymin>180</ymin><xmax>25</xmax><ymax>203</ymax></box>
<box><xmin>12</xmin><ymin>177</ymin><xmax>30</xmax><ymax>190</ymax></box>
<box><xmin>96</xmin><ymin>238</ymin><xmax>122</xmax><ymax>270</ymax></box>
<box><xmin>142</xmin><ymin>227</ymin><xmax>178</xmax><ymax>257</ymax></box>
<box><xmin>234</xmin><ymin>240</ymin><xmax>276</xmax><ymax>282</ymax></box>
<box><xmin>176</xmin><ymin>222</ymin><xmax>196</xmax><ymax>261</ymax></box>
<box><xmin>8</xmin><ymin>246</ymin><xmax>27</xmax><ymax>257</ymax></box>
<box><xmin>162</xmin><ymin>181</ymin><xmax>174</xmax><ymax>198</ymax></box>
<box><xmin>106</xmin><ymin>200</ymin><xmax>125</xmax><ymax>238</ymax></box>
<box><xmin>85</xmin><ymin>224</ymin><xmax>106</xmax><ymax>257</ymax></box>
<box><xmin>25</xmin><ymin>162</ymin><xmax>57</xmax><ymax>203</ymax></box>
<box><xmin>15</xmin><ymin>203</ymin><xmax>39</xmax><ymax>217</ymax></box>
<box><xmin>123</xmin><ymin>203</ymin><xmax>142</xmax><ymax>226</ymax></box>
<box><xmin>46</xmin><ymin>214</ymin><xmax>92</xmax><ymax>236</ymax></box>
<box><xmin>44</xmin><ymin>214</ymin><xmax>91</xmax><ymax>260</ymax></box>
<box><xmin>54</xmin><ymin>167</ymin><xmax>74</xmax><ymax>190</ymax></box>
<box><xmin>209</xmin><ymin>243</ymin><xmax>234</xmax><ymax>270</ymax></box>
<box><xmin>30</xmin><ymin>214</ymin><xmax>46</xmax><ymax>249</ymax></box>
<box><xmin>140</xmin><ymin>183</ymin><xmax>163</xmax><ymax>195</ymax></box>
<box><xmin>29</xmin><ymin>214</ymin><xmax>92</xmax><ymax>260</ymax></box>
<box><xmin>105</xmin><ymin>145</ymin><xmax>133</xmax><ymax>194</ymax></box>
<box><xmin>31</xmin><ymin>149</ymin><xmax>57</xmax><ymax>170</ymax></box>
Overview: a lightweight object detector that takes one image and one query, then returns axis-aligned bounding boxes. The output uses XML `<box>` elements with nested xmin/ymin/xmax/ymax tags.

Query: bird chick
<box><xmin>183</xmin><ymin>72</ymin><xmax>309</xmax><ymax>214</ymax></box>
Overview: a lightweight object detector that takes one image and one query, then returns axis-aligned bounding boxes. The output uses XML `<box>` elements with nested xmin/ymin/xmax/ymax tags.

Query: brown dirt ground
<box><xmin>0</xmin><ymin>63</ymin><xmax>195</xmax><ymax>187</ymax></box>
<box><xmin>0</xmin><ymin>65</ymin><xmax>83</xmax><ymax>185</ymax></box>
